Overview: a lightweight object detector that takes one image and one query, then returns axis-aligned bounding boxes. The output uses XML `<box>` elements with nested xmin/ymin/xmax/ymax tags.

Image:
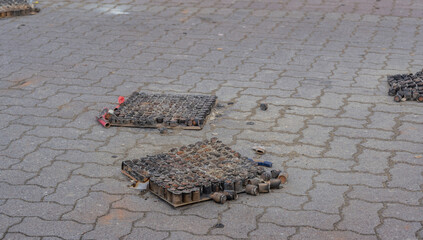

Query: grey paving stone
<box><xmin>44</xmin><ymin>176</ymin><xmax>100</xmax><ymax>205</ymax></box>
<box><xmin>0</xmin><ymin>199</ymin><xmax>72</xmax><ymax>220</ymax></box>
<box><xmin>353</xmin><ymin>149</ymin><xmax>391</xmax><ymax>174</ymax></box>
<box><xmin>338</xmin><ymin>200</ymin><xmax>383</xmax><ymax>234</ymax></box>
<box><xmin>82</xmin><ymin>209</ymin><xmax>142</xmax><ymax>240</ymax></box>
<box><xmin>9</xmin><ymin>217</ymin><xmax>92</xmax><ymax>239</ymax></box>
<box><xmin>376</xmin><ymin>218</ymin><xmax>421</xmax><ymax>240</ymax></box>
<box><xmin>392</xmin><ymin>152</ymin><xmax>423</xmax><ymax>166</ymax></box>
<box><xmin>304</xmin><ymin>183</ymin><xmax>349</xmax><ymax>214</ymax></box>
<box><xmin>348</xmin><ymin>185</ymin><xmax>422</xmax><ymax>205</ymax></box>
<box><xmin>62</xmin><ymin>192</ymin><xmax>121</xmax><ymax>224</ymax></box>
<box><xmin>2</xmin><ymin>233</ymin><xmax>41</xmax><ymax>240</ymax></box>
<box><xmin>261</xmin><ymin>207</ymin><xmax>340</xmax><ymax>230</ymax></box>
<box><xmin>388</xmin><ymin>163</ymin><xmax>423</xmax><ymax>191</ymax></box>
<box><xmin>383</xmin><ymin>204</ymin><xmax>423</xmax><ymax>221</ymax></box>
<box><xmin>291</xmin><ymin>227</ymin><xmax>377</xmax><ymax>240</ymax></box>
<box><xmin>0</xmin><ymin>170</ymin><xmax>37</xmax><ymax>185</ymax></box>
<box><xmin>324</xmin><ymin>137</ymin><xmax>361</xmax><ymax>159</ymax></box>
<box><xmin>287</xmin><ymin>156</ymin><xmax>354</xmax><ymax>171</ymax></box>
<box><xmin>11</xmin><ymin>148</ymin><xmax>64</xmax><ymax>172</ymax></box>
<box><xmin>315</xmin><ymin>170</ymin><xmax>387</xmax><ymax>187</ymax></box>
<box><xmin>134</xmin><ymin>212</ymin><xmax>216</xmax><ymax>234</ymax></box>
<box><xmin>0</xmin><ymin>183</ymin><xmax>54</xmax><ymax>201</ymax></box>
<box><xmin>242</xmin><ymin>192</ymin><xmax>308</xmax><ymax>209</ymax></box>
<box><xmin>0</xmin><ymin>214</ymin><xmax>21</xmax><ymax>239</ymax></box>
<box><xmin>123</xmin><ymin>228</ymin><xmax>169</xmax><ymax>240</ymax></box>
<box><xmin>27</xmin><ymin>161</ymin><xmax>81</xmax><ymax>187</ymax></box>
<box><xmin>249</xmin><ymin>223</ymin><xmax>296</xmax><ymax>240</ymax></box>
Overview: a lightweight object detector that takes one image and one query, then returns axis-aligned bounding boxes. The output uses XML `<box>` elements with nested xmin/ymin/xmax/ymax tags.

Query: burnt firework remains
<box><xmin>121</xmin><ymin>138</ymin><xmax>286</xmax><ymax>207</ymax></box>
<box><xmin>388</xmin><ymin>69</ymin><xmax>423</xmax><ymax>102</ymax></box>
<box><xmin>0</xmin><ymin>0</ymin><xmax>39</xmax><ymax>18</ymax></box>
<box><xmin>99</xmin><ymin>92</ymin><xmax>217</xmax><ymax>130</ymax></box>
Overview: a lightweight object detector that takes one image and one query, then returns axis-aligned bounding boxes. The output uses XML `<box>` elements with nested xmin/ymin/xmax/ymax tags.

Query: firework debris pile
<box><xmin>97</xmin><ymin>92</ymin><xmax>217</xmax><ymax>130</ymax></box>
<box><xmin>0</xmin><ymin>0</ymin><xmax>39</xmax><ymax>18</ymax></box>
<box><xmin>388</xmin><ymin>69</ymin><xmax>423</xmax><ymax>102</ymax></box>
<box><xmin>121</xmin><ymin>138</ymin><xmax>287</xmax><ymax>207</ymax></box>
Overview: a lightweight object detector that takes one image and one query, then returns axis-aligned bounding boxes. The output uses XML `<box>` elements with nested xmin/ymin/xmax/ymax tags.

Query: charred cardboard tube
<box><xmin>278</xmin><ymin>172</ymin><xmax>289</xmax><ymax>184</ymax></box>
<box><xmin>97</xmin><ymin>117</ymin><xmax>110</xmax><ymax>128</ymax></box>
<box><xmin>258</xmin><ymin>183</ymin><xmax>270</xmax><ymax>193</ymax></box>
<box><xmin>223</xmin><ymin>190</ymin><xmax>238</xmax><ymax>200</ymax></box>
<box><xmin>247</xmin><ymin>178</ymin><xmax>261</xmax><ymax>186</ymax></box>
<box><xmin>261</xmin><ymin>171</ymin><xmax>272</xmax><ymax>181</ymax></box>
<box><xmin>245</xmin><ymin>184</ymin><xmax>259</xmax><ymax>196</ymax></box>
<box><xmin>271</xmin><ymin>170</ymin><xmax>281</xmax><ymax>179</ymax></box>
<box><xmin>269</xmin><ymin>179</ymin><xmax>281</xmax><ymax>189</ymax></box>
<box><xmin>210</xmin><ymin>192</ymin><xmax>227</xmax><ymax>204</ymax></box>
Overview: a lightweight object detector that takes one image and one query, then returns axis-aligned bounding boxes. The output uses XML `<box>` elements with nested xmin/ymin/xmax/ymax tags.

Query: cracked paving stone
<box><xmin>82</xmin><ymin>209</ymin><xmax>141</xmax><ymax>240</ymax></box>
<box><xmin>348</xmin><ymin>185</ymin><xmax>422</xmax><ymax>205</ymax></box>
<box><xmin>134</xmin><ymin>212</ymin><xmax>216</xmax><ymax>235</ymax></box>
<box><xmin>0</xmin><ymin>125</ymin><xmax>32</xmax><ymax>146</ymax></box>
<box><xmin>291</xmin><ymin>227</ymin><xmax>377</xmax><ymax>240</ymax></box>
<box><xmin>299</xmin><ymin>125</ymin><xmax>333</xmax><ymax>146</ymax></box>
<box><xmin>26</xmin><ymin>126</ymin><xmax>86</xmax><ymax>139</ymax></box>
<box><xmin>382</xmin><ymin>203</ymin><xmax>423</xmax><ymax>221</ymax></box>
<box><xmin>27</xmin><ymin>161</ymin><xmax>81</xmax><ymax>187</ymax></box>
<box><xmin>0</xmin><ymin>199</ymin><xmax>72</xmax><ymax>220</ymax></box>
<box><xmin>9</xmin><ymin>217</ymin><xmax>92</xmax><ymax>239</ymax></box>
<box><xmin>123</xmin><ymin>228</ymin><xmax>169</xmax><ymax>240</ymax></box>
<box><xmin>338</xmin><ymin>200</ymin><xmax>383</xmax><ymax>234</ymax></box>
<box><xmin>303</xmin><ymin>183</ymin><xmax>349</xmax><ymax>214</ymax></box>
<box><xmin>261</xmin><ymin>208</ymin><xmax>340</xmax><ymax>230</ymax></box>
<box><xmin>211</xmin><ymin>204</ymin><xmax>263</xmax><ymax>238</ymax></box>
<box><xmin>237</xmin><ymin>129</ymin><xmax>298</xmax><ymax>144</ymax></box>
<box><xmin>376</xmin><ymin>218</ymin><xmax>421</xmax><ymax>240</ymax></box>
<box><xmin>388</xmin><ymin>163</ymin><xmax>423</xmax><ymax>191</ymax></box>
<box><xmin>249</xmin><ymin>223</ymin><xmax>296</xmax><ymax>240</ymax></box>
<box><xmin>41</xmin><ymin>138</ymin><xmax>104</xmax><ymax>152</ymax></box>
<box><xmin>62</xmin><ymin>192</ymin><xmax>121</xmax><ymax>224</ymax></box>
<box><xmin>44</xmin><ymin>176</ymin><xmax>100</xmax><ymax>205</ymax></box>
<box><xmin>56</xmin><ymin>150</ymin><xmax>117</xmax><ymax>165</ymax></box>
<box><xmin>392</xmin><ymin>152</ymin><xmax>423</xmax><ymax>166</ymax></box>
<box><xmin>0</xmin><ymin>182</ymin><xmax>53</xmax><ymax>201</ymax></box>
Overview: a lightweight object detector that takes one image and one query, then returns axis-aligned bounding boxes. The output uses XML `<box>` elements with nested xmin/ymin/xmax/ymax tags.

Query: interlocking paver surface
<box><xmin>1</xmin><ymin>0</ymin><xmax>422</xmax><ymax>239</ymax></box>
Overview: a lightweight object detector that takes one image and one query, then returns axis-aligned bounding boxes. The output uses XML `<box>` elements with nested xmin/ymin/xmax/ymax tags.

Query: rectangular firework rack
<box><xmin>0</xmin><ymin>0</ymin><xmax>39</xmax><ymax>18</ymax></box>
<box><xmin>388</xmin><ymin>69</ymin><xmax>423</xmax><ymax>102</ymax></box>
<box><xmin>121</xmin><ymin>138</ymin><xmax>266</xmax><ymax>207</ymax></box>
<box><xmin>97</xmin><ymin>92</ymin><xmax>217</xmax><ymax>130</ymax></box>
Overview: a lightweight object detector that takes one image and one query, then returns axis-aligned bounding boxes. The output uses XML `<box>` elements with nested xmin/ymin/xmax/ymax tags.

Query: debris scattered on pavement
<box><xmin>249</xmin><ymin>158</ymin><xmax>272</xmax><ymax>168</ymax></box>
<box><xmin>121</xmin><ymin>138</ymin><xmax>287</xmax><ymax>207</ymax></box>
<box><xmin>0</xmin><ymin>0</ymin><xmax>40</xmax><ymax>18</ymax></box>
<box><xmin>97</xmin><ymin>92</ymin><xmax>217</xmax><ymax>130</ymax></box>
<box><xmin>259</xmin><ymin>103</ymin><xmax>268</xmax><ymax>111</ymax></box>
<box><xmin>252</xmin><ymin>145</ymin><xmax>266</xmax><ymax>155</ymax></box>
<box><xmin>387</xmin><ymin>69</ymin><xmax>423</xmax><ymax>102</ymax></box>
<box><xmin>246</xmin><ymin>121</ymin><xmax>255</xmax><ymax>125</ymax></box>
<box><xmin>158</xmin><ymin>127</ymin><xmax>168</xmax><ymax>134</ymax></box>
<box><xmin>214</xmin><ymin>223</ymin><xmax>224</xmax><ymax>228</ymax></box>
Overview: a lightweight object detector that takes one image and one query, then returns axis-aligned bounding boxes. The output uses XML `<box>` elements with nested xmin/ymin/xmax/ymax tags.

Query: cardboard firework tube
<box><xmin>278</xmin><ymin>172</ymin><xmax>289</xmax><ymax>184</ymax></box>
<box><xmin>271</xmin><ymin>170</ymin><xmax>281</xmax><ymax>179</ymax></box>
<box><xmin>182</xmin><ymin>190</ymin><xmax>192</xmax><ymax>203</ymax></box>
<box><xmin>247</xmin><ymin>178</ymin><xmax>261</xmax><ymax>186</ymax></box>
<box><xmin>245</xmin><ymin>184</ymin><xmax>259</xmax><ymax>196</ymax></box>
<box><xmin>261</xmin><ymin>171</ymin><xmax>272</xmax><ymax>181</ymax></box>
<box><xmin>223</xmin><ymin>190</ymin><xmax>238</xmax><ymax>200</ymax></box>
<box><xmin>258</xmin><ymin>182</ymin><xmax>270</xmax><ymax>193</ymax></box>
<box><xmin>192</xmin><ymin>188</ymin><xmax>201</xmax><ymax>201</ymax></box>
<box><xmin>97</xmin><ymin>117</ymin><xmax>110</xmax><ymax>128</ymax></box>
<box><xmin>210</xmin><ymin>192</ymin><xmax>227</xmax><ymax>204</ymax></box>
<box><xmin>269</xmin><ymin>179</ymin><xmax>281</xmax><ymax>189</ymax></box>
<box><xmin>172</xmin><ymin>190</ymin><xmax>182</xmax><ymax>204</ymax></box>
